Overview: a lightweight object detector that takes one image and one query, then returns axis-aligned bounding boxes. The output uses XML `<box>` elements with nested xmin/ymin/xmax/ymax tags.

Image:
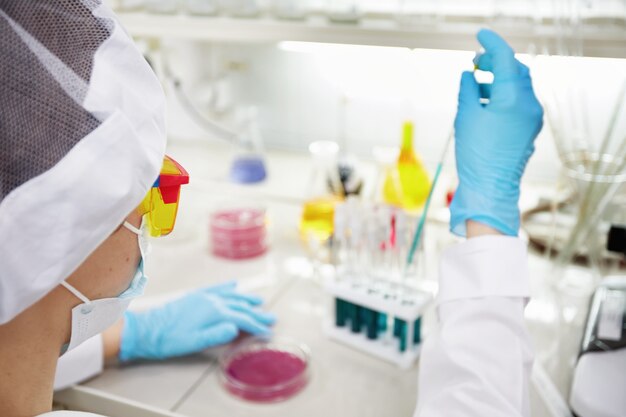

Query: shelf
<box><xmin>116</xmin><ymin>11</ymin><xmax>626</xmax><ymax>58</ymax></box>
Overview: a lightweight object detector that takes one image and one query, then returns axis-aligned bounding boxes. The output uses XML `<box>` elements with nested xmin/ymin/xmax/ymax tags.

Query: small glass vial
<box><xmin>230</xmin><ymin>107</ymin><xmax>267</xmax><ymax>184</ymax></box>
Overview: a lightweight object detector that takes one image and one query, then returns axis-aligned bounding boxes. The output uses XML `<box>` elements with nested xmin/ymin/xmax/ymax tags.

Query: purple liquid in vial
<box><xmin>224</xmin><ymin>349</ymin><xmax>308</xmax><ymax>402</ymax></box>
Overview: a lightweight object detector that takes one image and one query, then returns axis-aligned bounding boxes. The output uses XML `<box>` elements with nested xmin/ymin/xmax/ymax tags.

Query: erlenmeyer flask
<box><xmin>383</xmin><ymin>122</ymin><xmax>431</xmax><ymax>212</ymax></box>
<box><xmin>230</xmin><ymin>107</ymin><xmax>267</xmax><ymax>184</ymax></box>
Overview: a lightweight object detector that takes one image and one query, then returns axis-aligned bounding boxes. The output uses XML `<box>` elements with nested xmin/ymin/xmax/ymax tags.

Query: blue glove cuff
<box><xmin>450</xmin><ymin>184</ymin><xmax>520</xmax><ymax>237</ymax></box>
<box><xmin>119</xmin><ymin>310</ymin><xmax>139</xmax><ymax>362</ymax></box>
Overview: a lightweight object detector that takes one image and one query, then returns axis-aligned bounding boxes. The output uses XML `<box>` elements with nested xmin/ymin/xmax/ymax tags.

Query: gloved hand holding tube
<box><xmin>118</xmin><ymin>281</ymin><xmax>276</xmax><ymax>362</ymax></box>
<box><xmin>450</xmin><ymin>29</ymin><xmax>544</xmax><ymax>237</ymax></box>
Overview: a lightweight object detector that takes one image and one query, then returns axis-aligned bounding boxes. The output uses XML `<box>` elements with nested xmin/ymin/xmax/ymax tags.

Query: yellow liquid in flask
<box><xmin>383</xmin><ymin>122</ymin><xmax>431</xmax><ymax>211</ymax></box>
<box><xmin>299</xmin><ymin>196</ymin><xmax>341</xmax><ymax>241</ymax></box>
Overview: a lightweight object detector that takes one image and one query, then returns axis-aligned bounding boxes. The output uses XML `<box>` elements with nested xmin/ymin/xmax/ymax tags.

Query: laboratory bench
<box><xmin>55</xmin><ymin>140</ymin><xmax>591</xmax><ymax>417</ymax></box>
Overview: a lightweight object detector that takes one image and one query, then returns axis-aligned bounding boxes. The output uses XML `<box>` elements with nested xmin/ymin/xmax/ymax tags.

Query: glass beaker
<box><xmin>552</xmin><ymin>150</ymin><xmax>626</xmax><ymax>294</ymax></box>
<box><xmin>299</xmin><ymin>141</ymin><xmax>343</xmax><ymax>244</ymax></box>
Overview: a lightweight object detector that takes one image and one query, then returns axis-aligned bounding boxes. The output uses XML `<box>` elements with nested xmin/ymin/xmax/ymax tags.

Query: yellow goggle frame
<box><xmin>138</xmin><ymin>155</ymin><xmax>189</xmax><ymax>237</ymax></box>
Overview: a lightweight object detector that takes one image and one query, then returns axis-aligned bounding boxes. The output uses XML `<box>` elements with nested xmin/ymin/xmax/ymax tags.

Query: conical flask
<box><xmin>383</xmin><ymin>121</ymin><xmax>431</xmax><ymax>212</ymax></box>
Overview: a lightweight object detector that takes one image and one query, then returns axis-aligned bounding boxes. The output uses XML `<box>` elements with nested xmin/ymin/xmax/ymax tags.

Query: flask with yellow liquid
<box><xmin>299</xmin><ymin>141</ymin><xmax>344</xmax><ymax>242</ymax></box>
<box><xmin>383</xmin><ymin>122</ymin><xmax>431</xmax><ymax>212</ymax></box>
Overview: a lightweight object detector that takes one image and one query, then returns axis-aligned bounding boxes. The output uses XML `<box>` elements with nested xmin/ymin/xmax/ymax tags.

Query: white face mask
<box><xmin>60</xmin><ymin>217</ymin><xmax>150</xmax><ymax>354</ymax></box>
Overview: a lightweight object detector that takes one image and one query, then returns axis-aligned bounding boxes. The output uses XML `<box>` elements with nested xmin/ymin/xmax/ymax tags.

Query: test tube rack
<box><xmin>324</xmin><ymin>276</ymin><xmax>432</xmax><ymax>370</ymax></box>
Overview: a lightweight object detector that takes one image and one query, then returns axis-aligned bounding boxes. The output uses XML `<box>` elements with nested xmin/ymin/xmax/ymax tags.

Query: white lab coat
<box><xmin>51</xmin><ymin>235</ymin><xmax>533</xmax><ymax>417</ymax></box>
<box><xmin>415</xmin><ymin>235</ymin><xmax>534</xmax><ymax>417</ymax></box>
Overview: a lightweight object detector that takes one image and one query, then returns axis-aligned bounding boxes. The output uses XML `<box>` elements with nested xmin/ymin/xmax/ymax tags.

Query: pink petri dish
<box><xmin>219</xmin><ymin>337</ymin><xmax>310</xmax><ymax>403</ymax></box>
<box><xmin>210</xmin><ymin>207</ymin><xmax>267</xmax><ymax>260</ymax></box>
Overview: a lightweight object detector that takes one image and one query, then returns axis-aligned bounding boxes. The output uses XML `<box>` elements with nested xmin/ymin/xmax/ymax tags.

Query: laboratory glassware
<box><xmin>526</xmin><ymin>76</ymin><xmax>626</xmax><ymax>410</ymax></box>
<box><xmin>405</xmin><ymin>129</ymin><xmax>453</xmax><ymax>270</ymax></box>
<box><xmin>553</xmin><ymin>150</ymin><xmax>626</xmax><ymax>291</ymax></box>
<box><xmin>382</xmin><ymin>121</ymin><xmax>431</xmax><ymax>212</ymax></box>
<box><xmin>546</xmin><ymin>80</ymin><xmax>626</xmax><ymax>292</ymax></box>
<box><xmin>210</xmin><ymin>205</ymin><xmax>268</xmax><ymax>259</ymax></box>
<box><xmin>372</xmin><ymin>146</ymin><xmax>400</xmax><ymax>203</ymax></box>
<box><xmin>230</xmin><ymin>107</ymin><xmax>267</xmax><ymax>184</ymax></box>
<box><xmin>219</xmin><ymin>337</ymin><xmax>310</xmax><ymax>402</ymax></box>
<box><xmin>326</xmin><ymin>198</ymin><xmax>432</xmax><ymax>366</ymax></box>
<box><xmin>299</xmin><ymin>140</ymin><xmax>343</xmax><ymax>243</ymax></box>
<box><xmin>325</xmin><ymin>269</ymin><xmax>431</xmax><ymax>368</ymax></box>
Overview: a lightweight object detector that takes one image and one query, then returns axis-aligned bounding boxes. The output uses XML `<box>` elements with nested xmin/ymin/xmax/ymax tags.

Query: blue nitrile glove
<box><xmin>450</xmin><ymin>29</ymin><xmax>544</xmax><ymax>237</ymax></box>
<box><xmin>119</xmin><ymin>281</ymin><xmax>276</xmax><ymax>361</ymax></box>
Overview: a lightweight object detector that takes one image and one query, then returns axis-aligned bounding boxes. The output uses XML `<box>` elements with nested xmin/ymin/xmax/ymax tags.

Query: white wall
<box><xmin>158</xmin><ymin>40</ymin><xmax>626</xmax><ymax>183</ymax></box>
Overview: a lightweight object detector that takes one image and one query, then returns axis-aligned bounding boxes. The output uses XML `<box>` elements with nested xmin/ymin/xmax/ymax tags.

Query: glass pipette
<box><xmin>404</xmin><ymin>129</ymin><xmax>454</xmax><ymax>274</ymax></box>
<box><xmin>403</xmin><ymin>54</ymin><xmax>478</xmax><ymax>288</ymax></box>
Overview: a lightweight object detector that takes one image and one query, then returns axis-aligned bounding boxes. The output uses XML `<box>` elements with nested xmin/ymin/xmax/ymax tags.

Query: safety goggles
<box><xmin>138</xmin><ymin>155</ymin><xmax>190</xmax><ymax>237</ymax></box>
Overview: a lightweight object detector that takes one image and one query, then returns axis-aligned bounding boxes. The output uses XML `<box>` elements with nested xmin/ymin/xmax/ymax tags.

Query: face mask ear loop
<box><xmin>123</xmin><ymin>221</ymin><xmax>142</xmax><ymax>235</ymax></box>
<box><xmin>60</xmin><ymin>281</ymin><xmax>93</xmax><ymax>313</ymax></box>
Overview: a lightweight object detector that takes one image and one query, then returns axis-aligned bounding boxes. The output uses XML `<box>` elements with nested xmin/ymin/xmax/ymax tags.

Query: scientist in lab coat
<box><xmin>0</xmin><ymin>4</ymin><xmax>543</xmax><ymax>417</ymax></box>
<box><xmin>0</xmin><ymin>3</ymin><xmax>274</xmax><ymax>416</ymax></box>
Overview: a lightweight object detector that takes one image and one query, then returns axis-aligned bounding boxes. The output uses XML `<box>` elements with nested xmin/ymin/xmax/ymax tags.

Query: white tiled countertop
<box><xmin>54</xmin><ymin>140</ymin><xmax>593</xmax><ymax>417</ymax></box>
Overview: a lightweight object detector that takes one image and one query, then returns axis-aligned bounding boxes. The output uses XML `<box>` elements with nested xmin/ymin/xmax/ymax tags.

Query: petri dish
<box><xmin>210</xmin><ymin>207</ymin><xmax>268</xmax><ymax>260</ymax></box>
<box><xmin>219</xmin><ymin>337</ymin><xmax>310</xmax><ymax>403</ymax></box>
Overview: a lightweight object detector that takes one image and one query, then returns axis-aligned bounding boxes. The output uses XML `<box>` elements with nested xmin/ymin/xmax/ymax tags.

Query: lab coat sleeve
<box><xmin>54</xmin><ymin>334</ymin><xmax>104</xmax><ymax>391</ymax></box>
<box><xmin>415</xmin><ymin>235</ymin><xmax>534</xmax><ymax>417</ymax></box>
